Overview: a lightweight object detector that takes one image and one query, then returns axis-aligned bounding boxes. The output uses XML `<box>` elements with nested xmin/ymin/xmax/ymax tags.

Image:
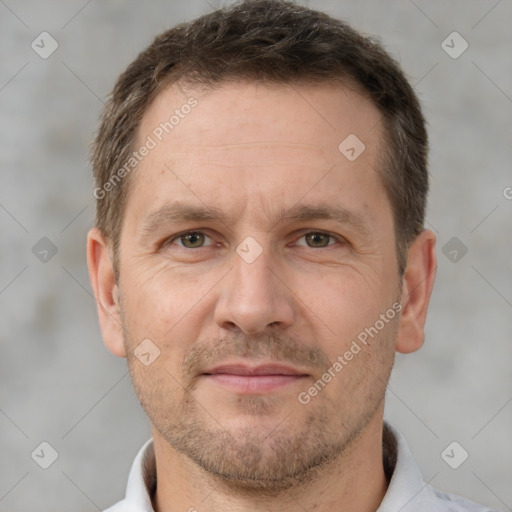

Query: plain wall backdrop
<box><xmin>1</xmin><ymin>0</ymin><xmax>511</xmax><ymax>510</ymax></box>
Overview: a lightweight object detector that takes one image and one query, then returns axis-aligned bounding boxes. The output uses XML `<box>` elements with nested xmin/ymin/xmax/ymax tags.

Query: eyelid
<box><xmin>163</xmin><ymin>230</ymin><xmax>216</xmax><ymax>248</ymax></box>
<box><xmin>161</xmin><ymin>229</ymin><xmax>346</xmax><ymax>249</ymax></box>
<box><xmin>292</xmin><ymin>230</ymin><xmax>343</xmax><ymax>247</ymax></box>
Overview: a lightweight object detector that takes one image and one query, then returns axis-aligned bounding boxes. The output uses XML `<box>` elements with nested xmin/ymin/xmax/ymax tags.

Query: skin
<box><xmin>87</xmin><ymin>81</ymin><xmax>436</xmax><ymax>512</ymax></box>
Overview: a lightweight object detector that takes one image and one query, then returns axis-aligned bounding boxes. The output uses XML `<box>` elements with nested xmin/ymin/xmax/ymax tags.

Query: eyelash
<box><xmin>163</xmin><ymin>230</ymin><xmax>345</xmax><ymax>249</ymax></box>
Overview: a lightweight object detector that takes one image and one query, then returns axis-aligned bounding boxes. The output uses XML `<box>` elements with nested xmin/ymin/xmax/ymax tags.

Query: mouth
<box><xmin>202</xmin><ymin>363</ymin><xmax>309</xmax><ymax>393</ymax></box>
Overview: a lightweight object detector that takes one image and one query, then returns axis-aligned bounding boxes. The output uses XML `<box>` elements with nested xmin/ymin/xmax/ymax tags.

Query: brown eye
<box><xmin>176</xmin><ymin>232</ymin><xmax>208</xmax><ymax>248</ymax></box>
<box><xmin>303</xmin><ymin>232</ymin><xmax>334</xmax><ymax>248</ymax></box>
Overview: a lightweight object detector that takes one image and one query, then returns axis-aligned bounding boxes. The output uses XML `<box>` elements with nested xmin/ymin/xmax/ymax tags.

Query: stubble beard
<box><xmin>156</xmin><ymin>390</ymin><xmax>387</xmax><ymax>495</ymax></box>
<box><xmin>125</xmin><ymin>335</ymin><xmax>394</xmax><ymax>495</ymax></box>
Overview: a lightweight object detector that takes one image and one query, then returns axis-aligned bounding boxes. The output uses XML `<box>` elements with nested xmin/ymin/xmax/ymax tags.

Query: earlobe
<box><xmin>86</xmin><ymin>227</ymin><xmax>126</xmax><ymax>358</ymax></box>
<box><xmin>395</xmin><ymin>229</ymin><xmax>437</xmax><ymax>355</ymax></box>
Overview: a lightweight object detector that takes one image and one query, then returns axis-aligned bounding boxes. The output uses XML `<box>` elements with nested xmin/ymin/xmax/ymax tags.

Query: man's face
<box><xmin>114</xmin><ymin>81</ymin><xmax>402</xmax><ymax>487</ymax></box>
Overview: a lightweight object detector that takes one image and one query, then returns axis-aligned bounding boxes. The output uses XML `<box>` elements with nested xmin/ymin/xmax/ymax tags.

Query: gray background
<box><xmin>1</xmin><ymin>0</ymin><xmax>511</xmax><ymax>510</ymax></box>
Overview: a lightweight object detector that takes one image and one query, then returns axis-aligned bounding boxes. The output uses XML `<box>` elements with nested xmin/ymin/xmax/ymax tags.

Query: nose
<box><xmin>213</xmin><ymin>241</ymin><xmax>295</xmax><ymax>335</ymax></box>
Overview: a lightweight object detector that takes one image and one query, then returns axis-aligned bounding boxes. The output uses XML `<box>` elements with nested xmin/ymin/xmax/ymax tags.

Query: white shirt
<box><xmin>104</xmin><ymin>423</ymin><xmax>497</xmax><ymax>512</ymax></box>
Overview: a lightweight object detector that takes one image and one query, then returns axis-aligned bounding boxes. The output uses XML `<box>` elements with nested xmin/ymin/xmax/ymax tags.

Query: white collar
<box><xmin>104</xmin><ymin>423</ymin><xmax>494</xmax><ymax>512</ymax></box>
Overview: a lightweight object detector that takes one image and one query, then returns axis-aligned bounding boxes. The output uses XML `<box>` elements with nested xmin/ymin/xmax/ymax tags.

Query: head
<box><xmin>87</xmin><ymin>0</ymin><xmax>436</xmax><ymax>492</ymax></box>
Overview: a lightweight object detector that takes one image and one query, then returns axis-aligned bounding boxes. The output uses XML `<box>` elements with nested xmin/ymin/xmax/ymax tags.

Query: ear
<box><xmin>395</xmin><ymin>229</ymin><xmax>437</xmax><ymax>354</ymax></box>
<box><xmin>86</xmin><ymin>227</ymin><xmax>126</xmax><ymax>357</ymax></box>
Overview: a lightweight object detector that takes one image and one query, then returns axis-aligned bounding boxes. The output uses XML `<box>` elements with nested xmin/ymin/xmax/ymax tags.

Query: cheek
<box><xmin>120</xmin><ymin>261</ymin><xmax>215</xmax><ymax>349</ymax></box>
<box><xmin>293</xmin><ymin>264</ymin><xmax>391</xmax><ymax>345</ymax></box>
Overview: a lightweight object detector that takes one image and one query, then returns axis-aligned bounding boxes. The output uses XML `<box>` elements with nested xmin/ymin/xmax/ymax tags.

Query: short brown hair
<box><xmin>91</xmin><ymin>0</ymin><xmax>428</xmax><ymax>277</ymax></box>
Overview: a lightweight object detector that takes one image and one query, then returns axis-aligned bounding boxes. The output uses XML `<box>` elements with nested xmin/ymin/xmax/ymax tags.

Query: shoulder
<box><xmin>102</xmin><ymin>501</ymin><xmax>128</xmax><ymax>512</ymax></box>
<box><xmin>102</xmin><ymin>500</ymin><xmax>140</xmax><ymax>512</ymax></box>
<box><xmin>381</xmin><ymin>423</ymin><xmax>498</xmax><ymax>512</ymax></box>
<box><xmin>428</xmin><ymin>485</ymin><xmax>500</xmax><ymax>512</ymax></box>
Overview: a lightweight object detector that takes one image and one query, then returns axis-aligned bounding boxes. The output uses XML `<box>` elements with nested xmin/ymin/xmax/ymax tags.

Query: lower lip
<box><xmin>204</xmin><ymin>374</ymin><xmax>307</xmax><ymax>393</ymax></box>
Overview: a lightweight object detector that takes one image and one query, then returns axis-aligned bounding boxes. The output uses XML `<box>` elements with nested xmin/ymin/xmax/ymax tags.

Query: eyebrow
<box><xmin>139</xmin><ymin>204</ymin><xmax>232</xmax><ymax>238</ymax></box>
<box><xmin>276</xmin><ymin>204</ymin><xmax>370</xmax><ymax>234</ymax></box>
<box><xmin>139</xmin><ymin>202</ymin><xmax>371</xmax><ymax>238</ymax></box>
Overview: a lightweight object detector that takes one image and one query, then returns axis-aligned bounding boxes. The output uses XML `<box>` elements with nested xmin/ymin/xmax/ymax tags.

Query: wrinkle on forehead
<box><xmin>168</xmin><ymin>141</ymin><xmax>325</xmax><ymax>152</ymax></box>
<box><xmin>163</xmin><ymin>141</ymin><xmax>330</xmax><ymax>169</ymax></box>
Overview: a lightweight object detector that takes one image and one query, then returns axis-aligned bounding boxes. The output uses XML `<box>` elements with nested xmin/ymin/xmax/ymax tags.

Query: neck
<box><xmin>150</xmin><ymin>411</ymin><xmax>389</xmax><ymax>512</ymax></box>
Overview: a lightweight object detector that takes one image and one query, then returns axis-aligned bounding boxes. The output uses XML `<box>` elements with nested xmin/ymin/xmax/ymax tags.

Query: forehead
<box><xmin>127</xmin><ymin>80</ymin><xmax>389</xmax><ymax>230</ymax></box>
<box><xmin>139</xmin><ymin>79</ymin><xmax>381</xmax><ymax>155</ymax></box>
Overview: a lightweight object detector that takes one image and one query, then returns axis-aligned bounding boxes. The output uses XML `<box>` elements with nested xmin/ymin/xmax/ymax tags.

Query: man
<box><xmin>86</xmin><ymin>1</ymin><xmax>496</xmax><ymax>511</ymax></box>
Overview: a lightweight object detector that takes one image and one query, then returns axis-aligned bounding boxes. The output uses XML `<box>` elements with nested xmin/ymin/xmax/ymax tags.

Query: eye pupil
<box><xmin>175</xmin><ymin>232</ymin><xmax>333</xmax><ymax>249</ymax></box>
<box><xmin>306</xmin><ymin>232</ymin><xmax>330</xmax><ymax>247</ymax></box>
<box><xmin>182</xmin><ymin>232</ymin><xmax>204</xmax><ymax>248</ymax></box>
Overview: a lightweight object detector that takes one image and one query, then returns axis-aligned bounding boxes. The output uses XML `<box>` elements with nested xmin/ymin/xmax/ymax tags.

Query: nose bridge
<box><xmin>214</xmin><ymin>236</ymin><xmax>294</xmax><ymax>333</ymax></box>
<box><xmin>234</xmin><ymin>239</ymin><xmax>275</xmax><ymax>299</ymax></box>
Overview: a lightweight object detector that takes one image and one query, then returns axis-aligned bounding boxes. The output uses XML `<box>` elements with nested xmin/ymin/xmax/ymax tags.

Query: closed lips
<box><xmin>203</xmin><ymin>364</ymin><xmax>308</xmax><ymax>376</ymax></box>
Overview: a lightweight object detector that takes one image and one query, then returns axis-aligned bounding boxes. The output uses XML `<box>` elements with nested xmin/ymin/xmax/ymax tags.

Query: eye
<box><xmin>295</xmin><ymin>232</ymin><xmax>338</xmax><ymax>248</ymax></box>
<box><xmin>169</xmin><ymin>231</ymin><xmax>215</xmax><ymax>249</ymax></box>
